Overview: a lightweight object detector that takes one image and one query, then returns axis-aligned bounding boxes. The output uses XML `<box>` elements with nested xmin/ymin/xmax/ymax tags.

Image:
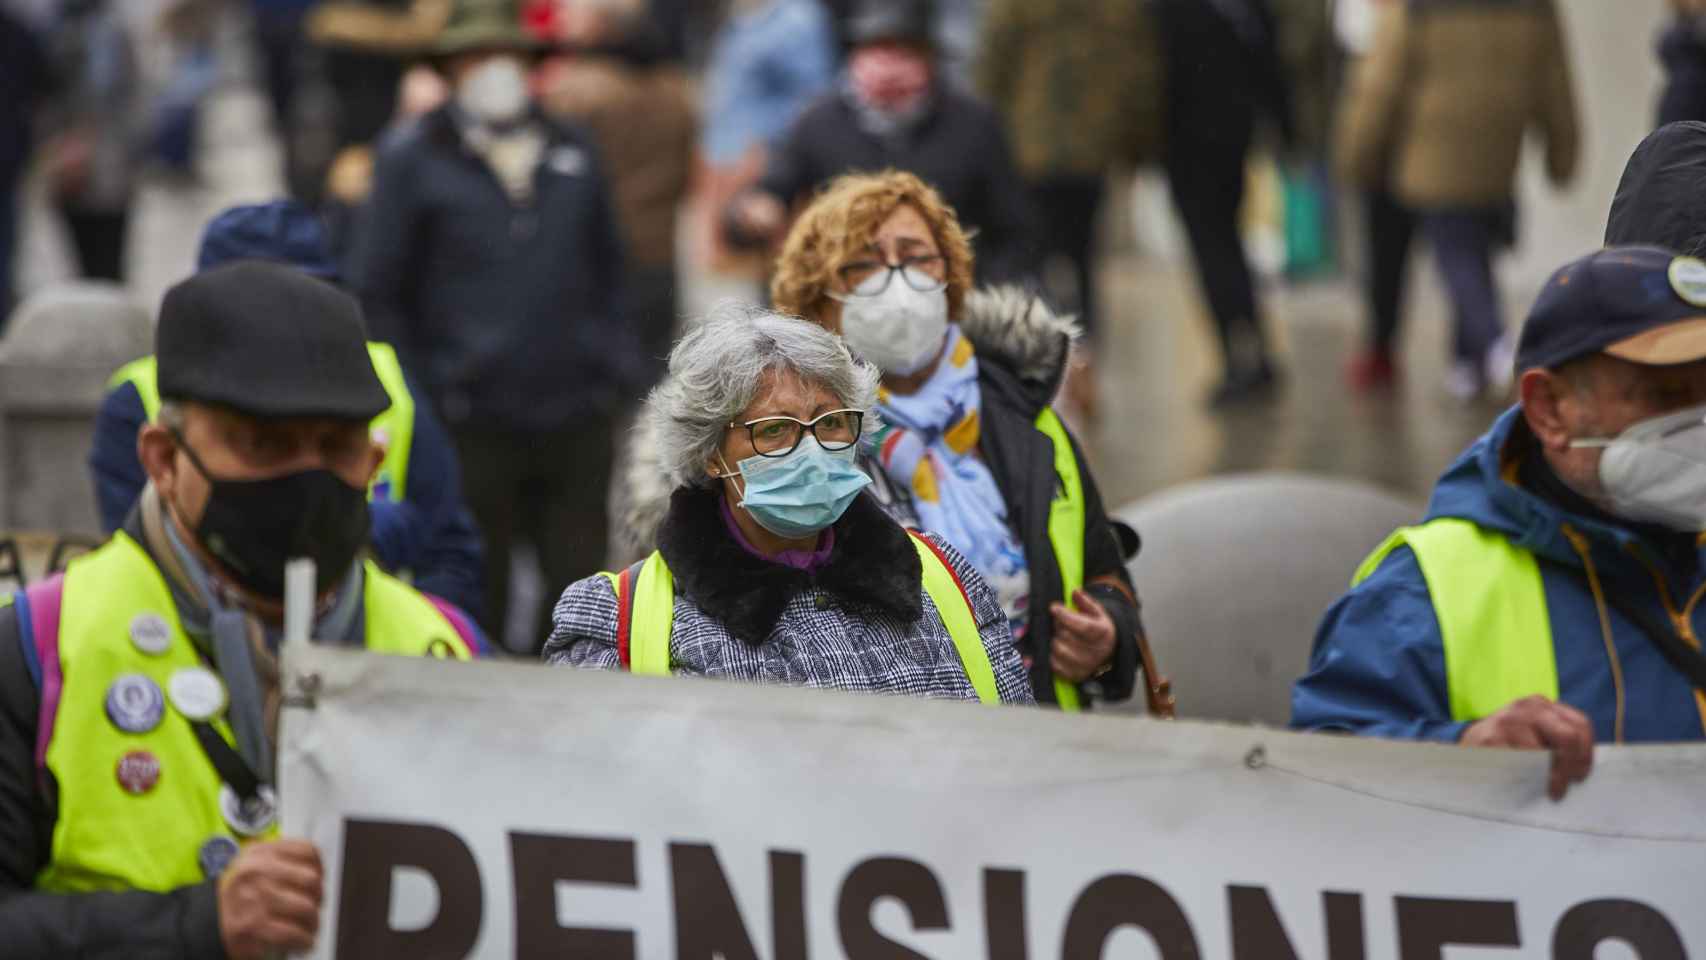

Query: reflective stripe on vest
<box><xmin>1034</xmin><ymin>407</ymin><xmax>1086</xmax><ymax>711</ymax></box>
<box><xmin>108</xmin><ymin>344</ymin><xmax>414</xmax><ymax>502</ymax></box>
<box><xmin>601</xmin><ymin>532</ymin><xmax>1001</xmax><ymax>704</ymax></box>
<box><xmin>37</xmin><ymin>532</ymin><xmax>469</xmax><ymax>893</ymax></box>
<box><xmin>1353</xmin><ymin>517</ymin><xmax>1559</xmax><ymax>722</ymax></box>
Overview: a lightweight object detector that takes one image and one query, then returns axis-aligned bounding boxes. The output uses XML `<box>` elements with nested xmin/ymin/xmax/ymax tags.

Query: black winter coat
<box><xmin>742</xmin><ymin>87</ymin><xmax>1035</xmax><ymax>285</ymax></box>
<box><xmin>358</xmin><ymin>106</ymin><xmax>638</xmax><ymax>432</ymax></box>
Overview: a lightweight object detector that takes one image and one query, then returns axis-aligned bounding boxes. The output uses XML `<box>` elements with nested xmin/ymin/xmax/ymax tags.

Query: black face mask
<box><xmin>171</xmin><ymin>431</ymin><xmax>371</xmax><ymax>599</ymax></box>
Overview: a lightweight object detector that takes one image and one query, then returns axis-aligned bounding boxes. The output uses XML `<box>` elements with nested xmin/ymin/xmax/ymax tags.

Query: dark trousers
<box><xmin>58</xmin><ymin>205</ymin><xmax>129</xmax><ymax>282</ymax></box>
<box><xmin>1421</xmin><ymin>209</ymin><xmax>1505</xmax><ymax>363</ymax></box>
<box><xmin>452</xmin><ymin>417</ymin><xmax>614</xmax><ymax>655</ymax></box>
<box><xmin>1030</xmin><ymin>176</ymin><xmax>1105</xmax><ymax>340</ymax></box>
<box><xmin>1365</xmin><ymin>189</ymin><xmax>1415</xmax><ymax>354</ymax></box>
<box><xmin>1164</xmin><ymin>139</ymin><xmax>1269</xmax><ymax>376</ymax></box>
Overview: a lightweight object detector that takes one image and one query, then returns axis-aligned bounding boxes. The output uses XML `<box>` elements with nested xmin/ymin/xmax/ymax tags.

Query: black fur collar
<box><xmin>655</xmin><ymin>486</ymin><xmax>923</xmax><ymax>644</ymax></box>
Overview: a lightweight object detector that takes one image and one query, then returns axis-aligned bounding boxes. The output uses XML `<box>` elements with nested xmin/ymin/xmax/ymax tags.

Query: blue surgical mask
<box><xmin>722</xmin><ymin>438</ymin><xmax>872</xmax><ymax>539</ymax></box>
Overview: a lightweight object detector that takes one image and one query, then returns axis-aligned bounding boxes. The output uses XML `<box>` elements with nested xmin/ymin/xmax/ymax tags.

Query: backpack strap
<box><xmin>603</xmin><ymin>553</ymin><xmax>674</xmax><ymax>673</ymax></box>
<box><xmin>908</xmin><ymin>532</ymin><xmax>999</xmax><ymax>704</ymax></box>
<box><xmin>602</xmin><ymin>559</ymin><xmax>646</xmax><ymax>669</ymax></box>
<box><xmin>16</xmin><ymin>575</ymin><xmax>65</xmax><ymax>772</ymax></box>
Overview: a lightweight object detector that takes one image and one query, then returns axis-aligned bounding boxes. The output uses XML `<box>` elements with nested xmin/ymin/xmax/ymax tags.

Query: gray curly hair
<box><xmin>646</xmin><ymin>303</ymin><xmax>880</xmax><ymax>491</ymax></box>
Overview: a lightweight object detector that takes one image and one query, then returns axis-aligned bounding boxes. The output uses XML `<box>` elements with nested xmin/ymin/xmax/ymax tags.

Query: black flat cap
<box><xmin>157</xmin><ymin>260</ymin><xmax>391</xmax><ymax>420</ymax></box>
<box><xmin>847</xmin><ymin>0</ymin><xmax>935</xmax><ymax>46</ymax></box>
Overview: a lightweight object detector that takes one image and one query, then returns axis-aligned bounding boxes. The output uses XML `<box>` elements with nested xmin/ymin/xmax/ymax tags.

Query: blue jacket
<box><xmin>1291</xmin><ymin>406</ymin><xmax>1706</xmax><ymax>743</ymax></box>
<box><xmin>87</xmin><ymin>372</ymin><xmax>487</xmax><ymax>622</ymax></box>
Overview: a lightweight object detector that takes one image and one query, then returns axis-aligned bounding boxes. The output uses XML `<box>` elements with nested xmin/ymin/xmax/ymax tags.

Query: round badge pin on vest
<box><xmin>198</xmin><ymin>835</ymin><xmax>241</xmax><ymax>880</ymax></box>
<box><xmin>127</xmin><ymin>613</ymin><xmax>172</xmax><ymax>656</ymax></box>
<box><xmin>167</xmin><ymin>667</ymin><xmax>227</xmax><ymax>722</ymax></box>
<box><xmin>114</xmin><ymin>750</ymin><xmax>162</xmax><ymax>795</ymax></box>
<box><xmin>1670</xmin><ymin>256</ymin><xmax>1706</xmax><ymax>308</ymax></box>
<box><xmin>219</xmin><ymin>784</ymin><xmax>278</xmax><ymax>837</ymax></box>
<box><xmin>104</xmin><ymin>674</ymin><xmax>166</xmax><ymax>734</ymax></box>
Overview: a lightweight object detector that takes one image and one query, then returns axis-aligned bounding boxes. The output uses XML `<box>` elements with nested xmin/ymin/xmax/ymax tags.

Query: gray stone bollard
<box><xmin>0</xmin><ymin>282</ymin><xmax>152</xmax><ymax>537</ymax></box>
<box><xmin>1111</xmin><ymin>472</ymin><xmax>1421</xmax><ymax>727</ymax></box>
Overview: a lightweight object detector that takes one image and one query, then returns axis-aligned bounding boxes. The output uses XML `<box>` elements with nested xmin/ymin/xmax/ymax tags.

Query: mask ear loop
<box><xmin>713</xmin><ymin>452</ymin><xmax>747</xmax><ymax>505</ymax></box>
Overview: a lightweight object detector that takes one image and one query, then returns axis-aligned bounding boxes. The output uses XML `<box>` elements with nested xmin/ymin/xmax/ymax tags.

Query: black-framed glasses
<box><xmin>831</xmin><ymin>255</ymin><xmax>947</xmax><ymax>299</ymax></box>
<box><xmin>730</xmin><ymin>408</ymin><xmax>866</xmax><ymax>458</ymax></box>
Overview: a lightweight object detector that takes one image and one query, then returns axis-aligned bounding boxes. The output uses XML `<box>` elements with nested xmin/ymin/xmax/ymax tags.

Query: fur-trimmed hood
<box><xmin>613</xmin><ymin>287</ymin><xmax>1079</xmax><ymax>559</ymax></box>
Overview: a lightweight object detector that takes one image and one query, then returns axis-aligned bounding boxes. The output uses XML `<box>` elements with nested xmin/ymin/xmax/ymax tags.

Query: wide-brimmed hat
<box><xmin>432</xmin><ymin>0</ymin><xmax>542</xmax><ymax>56</ymax></box>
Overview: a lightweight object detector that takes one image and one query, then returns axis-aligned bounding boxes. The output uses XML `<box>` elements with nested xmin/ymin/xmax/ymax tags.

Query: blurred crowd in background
<box><xmin>1</xmin><ymin>0</ymin><xmax>1703</xmax><ymax>649</ymax></box>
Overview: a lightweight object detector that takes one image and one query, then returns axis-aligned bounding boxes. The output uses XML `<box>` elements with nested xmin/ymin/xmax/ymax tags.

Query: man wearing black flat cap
<box><xmin>0</xmin><ymin>261</ymin><xmax>483</xmax><ymax>958</ymax></box>
<box><xmin>1294</xmin><ymin>246</ymin><xmax>1706</xmax><ymax>801</ymax></box>
<box><xmin>724</xmin><ymin>0</ymin><xmax>1034</xmax><ymax>287</ymax></box>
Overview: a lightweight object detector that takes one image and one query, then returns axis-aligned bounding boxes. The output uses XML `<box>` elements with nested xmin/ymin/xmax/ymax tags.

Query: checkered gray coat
<box><xmin>545</xmin><ymin>489</ymin><xmax>1034</xmax><ymax>705</ymax></box>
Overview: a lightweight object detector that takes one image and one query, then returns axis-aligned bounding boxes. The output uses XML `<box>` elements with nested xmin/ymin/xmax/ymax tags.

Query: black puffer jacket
<box><xmin>1605</xmin><ymin>119</ymin><xmax>1706</xmax><ymax>255</ymax></box>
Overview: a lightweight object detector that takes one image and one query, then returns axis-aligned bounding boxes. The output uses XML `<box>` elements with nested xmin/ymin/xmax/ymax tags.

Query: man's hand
<box><xmin>732</xmin><ymin>191</ymin><xmax>786</xmax><ymax>239</ymax></box>
<box><xmin>218</xmin><ymin>838</ymin><xmax>325</xmax><ymax>960</ymax></box>
<box><xmin>1461</xmin><ymin>695</ymin><xmax>1595</xmax><ymax>801</ymax></box>
<box><xmin>1049</xmin><ymin>589</ymin><xmax>1117</xmax><ymax>684</ymax></box>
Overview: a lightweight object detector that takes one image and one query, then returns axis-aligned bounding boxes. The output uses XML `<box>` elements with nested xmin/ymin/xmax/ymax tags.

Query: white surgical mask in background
<box><xmin>834</xmin><ymin>279</ymin><xmax>949</xmax><ymax>376</ymax></box>
<box><xmin>457</xmin><ymin>56</ymin><xmax>530</xmax><ymax>125</ymax></box>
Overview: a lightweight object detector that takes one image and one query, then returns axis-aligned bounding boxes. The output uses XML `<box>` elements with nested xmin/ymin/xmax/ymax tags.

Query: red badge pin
<box><xmin>115</xmin><ymin>751</ymin><xmax>161</xmax><ymax>796</ymax></box>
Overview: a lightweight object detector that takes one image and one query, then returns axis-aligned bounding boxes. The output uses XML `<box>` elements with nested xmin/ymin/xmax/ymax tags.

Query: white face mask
<box><xmin>1570</xmin><ymin>403</ymin><xmax>1706</xmax><ymax>531</ymax></box>
<box><xmin>457</xmin><ymin>56</ymin><xmax>530</xmax><ymax>125</ymax></box>
<box><xmin>833</xmin><ymin>278</ymin><xmax>948</xmax><ymax>376</ymax></box>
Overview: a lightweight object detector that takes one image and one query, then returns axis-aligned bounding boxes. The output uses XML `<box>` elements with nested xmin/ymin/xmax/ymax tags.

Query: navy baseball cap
<box><xmin>1516</xmin><ymin>246</ymin><xmax>1706</xmax><ymax>371</ymax></box>
<box><xmin>196</xmin><ymin>200</ymin><xmax>341</xmax><ymax>282</ymax></box>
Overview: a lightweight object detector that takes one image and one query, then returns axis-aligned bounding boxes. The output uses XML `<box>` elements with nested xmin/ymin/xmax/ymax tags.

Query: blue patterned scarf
<box><xmin>871</xmin><ymin>326</ymin><xmax>1032</xmax><ymax>639</ymax></box>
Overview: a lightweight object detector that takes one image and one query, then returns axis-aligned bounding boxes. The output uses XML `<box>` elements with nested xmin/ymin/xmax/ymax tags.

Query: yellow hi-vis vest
<box><xmin>107</xmin><ymin>343</ymin><xmax>417</xmax><ymax>503</ymax></box>
<box><xmin>602</xmin><ymin>531</ymin><xmax>1003</xmax><ymax>704</ymax></box>
<box><xmin>35</xmin><ymin>531</ymin><xmax>471</xmax><ymax>894</ymax></box>
<box><xmin>1353</xmin><ymin>517</ymin><xmax>1560</xmax><ymax>721</ymax></box>
<box><xmin>1034</xmin><ymin>407</ymin><xmax>1089</xmax><ymax>711</ymax></box>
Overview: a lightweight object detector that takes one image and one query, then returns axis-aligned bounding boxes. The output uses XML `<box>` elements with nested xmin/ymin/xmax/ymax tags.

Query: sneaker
<box><xmin>1346</xmin><ymin>349</ymin><xmax>1399</xmax><ymax>392</ymax></box>
<box><xmin>1443</xmin><ymin>360</ymin><xmax>1484</xmax><ymax>402</ymax></box>
<box><xmin>1208</xmin><ymin>362</ymin><xmax>1281</xmax><ymax>408</ymax></box>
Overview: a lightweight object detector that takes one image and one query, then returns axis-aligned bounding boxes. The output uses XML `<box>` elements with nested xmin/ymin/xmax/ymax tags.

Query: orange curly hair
<box><xmin>770</xmin><ymin>169</ymin><xmax>976</xmax><ymax>331</ymax></box>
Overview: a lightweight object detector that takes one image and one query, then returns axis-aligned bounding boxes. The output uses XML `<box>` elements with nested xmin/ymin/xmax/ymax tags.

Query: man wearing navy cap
<box><xmin>1293</xmin><ymin>246</ymin><xmax>1706</xmax><ymax>799</ymax></box>
<box><xmin>0</xmin><ymin>262</ymin><xmax>483</xmax><ymax>956</ymax></box>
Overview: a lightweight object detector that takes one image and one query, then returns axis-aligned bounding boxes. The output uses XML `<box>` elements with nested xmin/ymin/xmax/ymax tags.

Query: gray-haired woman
<box><xmin>545</xmin><ymin>306</ymin><xmax>1034</xmax><ymax>704</ymax></box>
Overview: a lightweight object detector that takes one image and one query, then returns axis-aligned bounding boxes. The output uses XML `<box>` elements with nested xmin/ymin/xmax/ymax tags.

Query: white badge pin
<box><xmin>1670</xmin><ymin>256</ymin><xmax>1706</xmax><ymax>308</ymax></box>
<box><xmin>168</xmin><ymin>667</ymin><xmax>227</xmax><ymax>722</ymax></box>
<box><xmin>128</xmin><ymin>613</ymin><xmax>172</xmax><ymax>656</ymax></box>
<box><xmin>219</xmin><ymin>784</ymin><xmax>278</xmax><ymax>837</ymax></box>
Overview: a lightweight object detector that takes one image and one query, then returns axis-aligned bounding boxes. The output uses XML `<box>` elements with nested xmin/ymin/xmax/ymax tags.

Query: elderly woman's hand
<box><xmin>1048</xmin><ymin>589</ymin><xmax>1117</xmax><ymax>684</ymax></box>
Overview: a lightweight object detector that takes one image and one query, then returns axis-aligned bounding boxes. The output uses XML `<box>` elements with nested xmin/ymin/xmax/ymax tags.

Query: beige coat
<box><xmin>1336</xmin><ymin>0</ymin><xmax>1579</xmax><ymax>208</ymax></box>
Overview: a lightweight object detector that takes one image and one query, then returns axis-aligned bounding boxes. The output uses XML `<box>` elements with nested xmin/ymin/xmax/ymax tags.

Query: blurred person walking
<box><xmin>548</xmin><ymin>306</ymin><xmax>1035</xmax><ymax>705</ymax></box>
<box><xmin>535</xmin><ymin>0</ymin><xmax>696</xmax><ymax>377</ymax></box>
<box><xmin>41</xmin><ymin>0</ymin><xmax>143</xmax><ymax>282</ymax></box>
<box><xmin>1338</xmin><ymin>0</ymin><xmax>1416</xmax><ymax>392</ymax></box>
<box><xmin>1157</xmin><ymin>0</ymin><xmax>1293</xmax><ymax>407</ymax></box>
<box><xmin>698</xmin><ymin>0</ymin><xmax>837</xmax><ymax>272</ymax></box>
<box><xmin>0</xmin><ymin>5</ymin><xmax>48</xmax><ymax>322</ymax></box>
<box><xmin>1337</xmin><ymin>0</ymin><xmax>1578</xmax><ymax>401</ymax></box>
<box><xmin>977</xmin><ymin>0</ymin><xmax>1162</xmax><ymax>421</ymax></box>
<box><xmin>724</xmin><ymin>0</ymin><xmax>1034</xmax><ymax>287</ymax></box>
<box><xmin>359</xmin><ymin>0</ymin><xmax>640</xmax><ymax>652</ymax></box>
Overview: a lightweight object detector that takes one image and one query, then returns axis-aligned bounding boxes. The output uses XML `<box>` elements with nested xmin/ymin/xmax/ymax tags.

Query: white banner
<box><xmin>280</xmin><ymin>644</ymin><xmax>1706</xmax><ymax>959</ymax></box>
